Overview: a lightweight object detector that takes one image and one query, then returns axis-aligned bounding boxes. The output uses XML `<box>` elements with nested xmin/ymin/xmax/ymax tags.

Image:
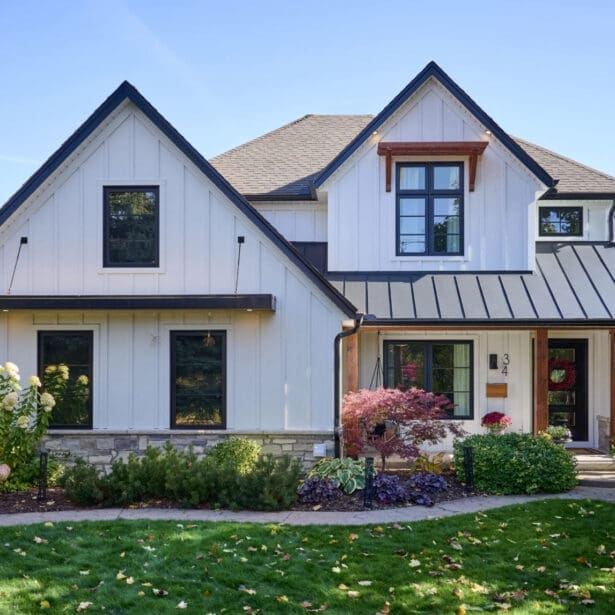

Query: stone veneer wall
<box><xmin>41</xmin><ymin>431</ymin><xmax>335</xmax><ymax>471</ymax></box>
<box><xmin>596</xmin><ymin>416</ymin><xmax>611</xmax><ymax>453</ymax></box>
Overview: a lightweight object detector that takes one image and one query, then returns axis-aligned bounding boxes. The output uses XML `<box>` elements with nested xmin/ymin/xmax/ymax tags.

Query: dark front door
<box><xmin>548</xmin><ymin>339</ymin><xmax>588</xmax><ymax>441</ymax></box>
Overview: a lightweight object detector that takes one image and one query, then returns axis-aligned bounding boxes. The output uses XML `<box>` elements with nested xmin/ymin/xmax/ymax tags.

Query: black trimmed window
<box><xmin>38</xmin><ymin>331</ymin><xmax>93</xmax><ymax>429</ymax></box>
<box><xmin>171</xmin><ymin>331</ymin><xmax>226</xmax><ymax>429</ymax></box>
<box><xmin>103</xmin><ymin>186</ymin><xmax>159</xmax><ymax>267</ymax></box>
<box><xmin>397</xmin><ymin>163</ymin><xmax>463</xmax><ymax>256</ymax></box>
<box><xmin>539</xmin><ymin>206</ymin><xmax>583</xmax><ymax>236</ymax></box>
<box><xmin>383</xmin><ymin>340</ymin><xmax>473</xmax><ymax>419</ymax></box>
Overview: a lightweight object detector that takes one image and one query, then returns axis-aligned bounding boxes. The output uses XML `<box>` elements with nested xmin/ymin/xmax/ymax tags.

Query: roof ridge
<box><xmin>514</xmin><ymin>135</ymin><xmax>615</xmax><ymax>183</ymax></box>
<box><xmin>210</xmin><ymin>114</ymin><xmax>375</xmax><ymax>162</ymax></box>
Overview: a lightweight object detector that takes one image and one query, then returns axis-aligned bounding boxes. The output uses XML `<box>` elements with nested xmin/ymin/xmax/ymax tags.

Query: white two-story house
<box><xmin>1</xmin><ymin>62</ymin><xmax>613</xmax><ymax>465</ymax></box>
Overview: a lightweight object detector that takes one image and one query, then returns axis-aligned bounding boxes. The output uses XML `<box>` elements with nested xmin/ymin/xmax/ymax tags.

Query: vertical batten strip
<box><xmin>533</xmin><ymin>328</ymin><xmax>549</xmax><ymax>434</ymax></box>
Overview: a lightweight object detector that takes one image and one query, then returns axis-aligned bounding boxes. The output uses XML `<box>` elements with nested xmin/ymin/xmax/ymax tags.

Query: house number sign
<box><xmin>501</xmin><ymin>353</ymin><xmax>510</xmax><ymax>376</ymax></box>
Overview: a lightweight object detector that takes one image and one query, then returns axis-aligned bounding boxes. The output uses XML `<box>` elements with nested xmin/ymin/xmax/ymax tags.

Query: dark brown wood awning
<box><xmin>377</xmin><ymin>141</ymin><xmax>489</xmax><ymax>192</ymax></box>
<box><xmin>0</xmin><ymin>294</ymin><xmax>276</xmax><ymax>311</ymax></box>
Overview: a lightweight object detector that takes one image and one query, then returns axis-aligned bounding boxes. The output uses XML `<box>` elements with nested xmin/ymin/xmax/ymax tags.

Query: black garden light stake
<box><xmin>463</xmin><ymin>445</ymin><xmax>474</xmax><ymax>491</ymax></box>
<box><xmin>37</xmin><ymin>450</ymin><xmax>48</xmax><ymax>502</ymax></box>
<box><xmin>363</xmin><ymin>456</ymin><xmax>375</xmax><ymax>507</ymax></box>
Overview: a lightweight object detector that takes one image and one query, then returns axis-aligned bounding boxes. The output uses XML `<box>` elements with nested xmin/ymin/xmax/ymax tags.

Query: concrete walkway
<box><xmin>0</xmin><ymin>486</ymin><xmax>613</xmax><ymax>528</ymax></box>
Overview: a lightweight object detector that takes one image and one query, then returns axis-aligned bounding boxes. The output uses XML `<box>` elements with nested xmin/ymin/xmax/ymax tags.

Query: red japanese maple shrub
<box><xmin>342</xmin><ymin>387</ymin><xmax>467</xmax><ymax>471</ymax></box>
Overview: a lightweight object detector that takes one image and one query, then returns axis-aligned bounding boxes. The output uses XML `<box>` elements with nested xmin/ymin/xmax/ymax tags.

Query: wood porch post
<box><xmin>344</xmin><ymin>329</ymin><xmax>360</xmax><ymax>394</ymax></box>
<box><xmin>534</xmin><ymin>328</ymin><xmax>549</xmax><ymax>434</ymax></box>
<box><xmin>610</xmin><ymin>330</ymin><xmax>615</xmax><ymax>442</ymax></box>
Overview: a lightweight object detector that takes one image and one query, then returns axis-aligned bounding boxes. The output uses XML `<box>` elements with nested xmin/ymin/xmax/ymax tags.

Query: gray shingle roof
<box><xmin>210</xmin><ymin>115</ymin><xmax>615</xmax><ymax>199</ymax></box>
<box><xmin>210</xmin><ymin>114</ymin><xmax>374</xmax><ymax>198</ymax></box>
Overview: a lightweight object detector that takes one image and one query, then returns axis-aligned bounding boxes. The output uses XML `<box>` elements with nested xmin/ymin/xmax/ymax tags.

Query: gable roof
<box><xmin>0</xmin><ymin>81</ymin><xmax>357</xmax><ymax>317</ymax></box>
<box><xmin>210</xmin><ymin>114</ymin><xmax>374</xmax><ymax>199</ymax></box>
<box><xmin>314</xmin><ymin>61</ymin><xmax>554</xmax><ymax>189</ymax></box>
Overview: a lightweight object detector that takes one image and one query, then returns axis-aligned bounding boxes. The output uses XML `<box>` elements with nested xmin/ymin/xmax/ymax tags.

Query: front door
<box><xmin>548</xmin><ymin>339</ymin><xmax>588</xmax><ymax>442</ymax></box>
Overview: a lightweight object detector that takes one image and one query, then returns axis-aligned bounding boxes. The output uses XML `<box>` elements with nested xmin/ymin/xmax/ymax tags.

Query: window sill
<box><xmin>97</xmin><ymin>267</ymin><xmax>165</xmax><ymax>274</ymax></box>
<box><xmin>391</xmin><ymin>256</ymin><xmax>468</xmax><ymax>262</ymax></box>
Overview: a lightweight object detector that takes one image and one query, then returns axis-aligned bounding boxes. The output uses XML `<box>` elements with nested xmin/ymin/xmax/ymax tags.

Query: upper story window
<box><xmin>103</xmin><ymin>186</ymin><xmax>159</xmax><ymax>267</ymax></box>
<box><xmin>539</xmin><ymin>206</ymin><xmax>583</xmax><ymax>237</ymax></box>
<box><xmin>396</xmin><ymin>163</ymin><xmax>463</xmax><ymax>256</ymax></box>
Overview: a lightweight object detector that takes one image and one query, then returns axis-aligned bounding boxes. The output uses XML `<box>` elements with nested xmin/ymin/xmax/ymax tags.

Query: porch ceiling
<box><xmin>327</xmin><ymin>242</ymin><xmax>615</xmax><ymax>324</ymax></box>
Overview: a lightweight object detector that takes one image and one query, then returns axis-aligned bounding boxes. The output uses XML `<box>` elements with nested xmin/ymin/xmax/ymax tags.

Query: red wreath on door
<box><xmin>548</xmin><ymin>358</ymin><xmax>576</xmax><ymax>391</ymax></box>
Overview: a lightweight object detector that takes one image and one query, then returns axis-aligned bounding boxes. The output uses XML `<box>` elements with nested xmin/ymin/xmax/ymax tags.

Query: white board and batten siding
<box><xmin>324</xmin><ymin>80</ymin><xmax>544</xmax><ymax>272</ymax></box>
<box><xmin>253</xmin><ymin>201</ymin><xmax>327</xmax><ymax>242</ymax></box>
<box><xmin>0</xmin><ymin>101</ymin><xmax>346</xmax><ymax>432</ymax></box>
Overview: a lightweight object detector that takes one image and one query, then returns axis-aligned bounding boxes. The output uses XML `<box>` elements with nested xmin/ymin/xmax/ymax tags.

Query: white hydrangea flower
<box><xmin>59</xmin><ymin>365</ymin><xmax>69</xmax><ymax>380</ymax></box>
<box><xmin>16</xmin><ymin>415</ymin><xmax>29</xmax><ymax>429</ymax></box>
<box><xmin>3</xmin><ymin>391</ymin><xmax>19</xmax><ymax>410</ymax></box>
<box><xmin>77</xmin><ymin>374</ymin><xmax>89</xmax><ymax>386</ymax></box>
<box><xmin>29</xmin><ymin>375</ymin><xmax>42</xmax><ymax>388</ymax></box>
<box><xmin>40</xmin><ymin>392</ymin><xmax>55</xmax><ymax>410</ymax></box>
<box><xmin>5</xmin><ymin>362</ymin><xmax>19</xmax><ymax>378</ymax></box>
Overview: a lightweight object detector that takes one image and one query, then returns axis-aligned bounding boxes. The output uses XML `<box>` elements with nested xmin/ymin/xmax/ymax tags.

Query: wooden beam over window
<box><xmin>377</xmin><ymin>141</ymin><xmax>489</xmax><ymax>192</ymax></box>
<box><xmin>534</xmin><ymin>328</ymin><xmax>549</xmax><ymax>434</ymax></box>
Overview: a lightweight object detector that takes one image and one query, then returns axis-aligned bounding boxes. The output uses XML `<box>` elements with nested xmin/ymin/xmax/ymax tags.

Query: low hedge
<box><xmin>59</xmin><ymin>439</ymin><xmax>303</xmax><ymax>511</ymax></box>
<box><xmin>454</xmin><ymin>433</ymin><xmax>577</xmax><ymax>494</ymax></box>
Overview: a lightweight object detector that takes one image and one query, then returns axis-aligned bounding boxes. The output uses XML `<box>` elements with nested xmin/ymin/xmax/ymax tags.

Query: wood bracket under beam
<box><xmin>377</xmin><ymin>141</ymin><xmax>489</xmax><ymax>192</ymax></box>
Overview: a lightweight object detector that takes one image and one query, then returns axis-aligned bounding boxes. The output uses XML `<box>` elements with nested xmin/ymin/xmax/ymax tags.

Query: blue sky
<box><xmin>1</xmin><ymin>0</ymin><xmax>614</xmax><ymax>204</ymax></box>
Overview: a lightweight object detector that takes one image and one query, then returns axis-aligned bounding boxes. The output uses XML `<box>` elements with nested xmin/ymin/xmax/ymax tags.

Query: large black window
<box><xmin>171</xmin><ymin>331</ymin><xmax>226</xmax><ymax>429</ymax></box>
<box><xmin>383</xmin><ymin>340</ymin><xmax>473</xmax><ymax>419</ymax></box>
<box><xmin>38</xmin><ymin>331</ymin><xmax>93</xmax><ymax>429</ymax></box>
<box><xmin>103</xmin><ymin>186</ymin><xmax>159</xmax><ymax>267</ymax></box>
<box><xmin>397</xmin><ymin>163</ymin><xmax>463</xmax><ymax>256</ymax></box>
<box><xmin>539</xmin><ymin>206</ymin><xmax>583</xmax><ymax>236</ymax></box>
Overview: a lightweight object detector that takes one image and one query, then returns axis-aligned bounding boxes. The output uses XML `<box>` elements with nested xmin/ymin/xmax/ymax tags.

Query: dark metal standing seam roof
<box><xmin>326</xmin><ymin>242</ymin><xmax>615</xmax><ymax>325</ymax></box>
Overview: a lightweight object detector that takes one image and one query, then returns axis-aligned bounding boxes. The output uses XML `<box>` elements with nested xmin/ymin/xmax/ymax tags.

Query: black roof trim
<box><xmin>539</xmin><ymin>191</ymin><xmax>615</xmax><ymax>201</ymax></box>
<box><xmin>326</xmin><ymin>270</ymin><xmax>533</xmax><ymax>282</ymax></box>
<box><xmin>362</xmin><ymin>318</ymin><xmax>615</xmax><ymax>328</ymax></box>
<box><xmin>0</xmin><ymin>294</ymin><xmax>276</xmax><ymax>311</ymax></box>
<box><xmin>0</xmin><ymin>82</ymin><xmax>356</xmax><ymax>318</ymax></box>
<box><xmin>244</xmin><ymin>190</ymin><xmax>318</xmax><ymax>202</ymax></box>
<box><xmin>314</xmin><ymin>61</ymin><xmax>554</xmax><ymax>189</ymax></box>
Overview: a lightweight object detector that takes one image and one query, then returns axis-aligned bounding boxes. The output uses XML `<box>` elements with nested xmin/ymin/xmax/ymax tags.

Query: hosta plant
<box><xmin>0</xmin><ymin>361</ymin><xmax>55</xmax><ymax>489</ymax></box>
<box><xmin>307</xmin><ymin>457</ymin><xmax>366</xmax><ymax>493</ymax></box>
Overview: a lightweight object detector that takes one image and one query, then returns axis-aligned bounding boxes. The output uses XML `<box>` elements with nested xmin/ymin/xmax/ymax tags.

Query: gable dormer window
<box><xmin>538</xmin><ymin>206</ymin><xmax>583</xmax><ymax>237</ymax></box>
<box><xmin>396</xmin><ymin>163</ymin><xmax>463</xmax><ymax>256</ymax></box>
<box><xmin>103</xmin><ymin>186</ymin><xmax>159</xmax><ymax>267</ymax></box>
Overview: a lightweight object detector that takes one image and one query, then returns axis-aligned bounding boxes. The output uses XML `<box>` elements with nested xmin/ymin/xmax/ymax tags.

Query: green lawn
<box><xmin>0</xmin><ymin>499</ymin><xmax>613</xmax><ymax>613</ymax></box>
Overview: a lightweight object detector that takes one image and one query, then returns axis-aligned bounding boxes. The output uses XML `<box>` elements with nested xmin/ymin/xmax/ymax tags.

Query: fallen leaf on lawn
<box><xmin>453</xmin><ymin>588</ymin><xmax>464</xmax><ymax>598</ymax></box>
<box><xmin>596</xmin><ymin>545</ymin><xmax>606</xmax><ymax>555</ymax></box>
<box><xmin>357</xmin><ymin>580</ymin><xmax>372</xmax><ymax>586</ymax></box>
<box><xmin>119</xmin><ymin>552</ymin><xmax>125</xmax><ymax>558</ymax></box>
<box><xmin>581</xmin><ymin>599</ymin><xmax>595</xmax><ymax>605</ymax></box>
<box><xmin>79</xmin><ymin>571</ymin><xmax>90</xmax><ymax>576</ymax></box>
<box><xmin>76</xmin><ymin>602</ymin><xmax>93</xmax><ymax>612</ymax></box>
<box><xmin>348</xmin><ymin>533</ymin><xmax>359</xmax><ymax>542</ymax></box>
<box><xmin>300</xmin><ymin>602</ymin><xmax>312</xmax><ymax>609</ymax></box>
<box><xmin>276</xmin><ymin>595</ymin><xmax>289</xmax><ymax>602</ymax></box>
<box><xmin>537</xmin><ymin>566</ymin><xmax>546</xmax><ymax>572</ymax></box>
<box><xmin>137</xmin><ymin>591</ymin><xmax>145</xmax><ymax>597</ymax></box>
<box><xmin>450</xmin><ymin>541</ymin><xmax>463</xmax><ymax>551</ymax></box>
<box><xmin>347</xmin><ymin>590</ymin><xmax>360</xmax><ymax>598</ymax></box>
<box><xmin>515</xmin><ymin>564</ymin><xmax>524</xmax><ymax>571</ymax></box>
<box><xmin>331</xmin><ymin>566</ymin><xmax>341</xmax><ymax>574</ymax></box>
<box><xmin>176</xmin><ymin>601</ymin><xmax>188</xmax><ymax>609</ymax></box>
<box><xmin>40</xmin><ymin>600</ymin><xmax>50</xmax><ymax>609</ymax></box>
<box><xmin>33</xmin><ymin>536</ymin><xmax>48</xmax><ymax>544</ymax></box>
<box><xmin>376</xmin><ymin>602</ymin><xmax>391</xmax><ymax>615</ymax></box>
<box><xmin>337</xmin><ymin>584</ymin><xmax>349</xmax><ymax>590</ymax></box>
<box><xmin>116</xmin><ymin>571</ymin><xmax>126</xmax><ymax>580</ymax></box>
<box><xmin>408</xmin><ymin>559</ymin><xmax>421</xmax><ymax>568</ymax></box>
<box><xmin>43</xmin><ymin>522</ymin><xmax>53</xmax><ymax>528</ymax></box>
<box><xmin>495</xmin><ymin>604</ymin><xmax>512</xmax><ymax>611</ymax></box>
<box><xmin>142</xmin><ymin>582</ymin><xmax>152</xmax><ymax>587</ymax></box>
<box><xmin>247</xmin><ymin>546</ymin><xmax>258</xmax><ymax>552</ymax></box>
<box><xmin>238</xmin><ymin>585</ymin><xmax>257</xmax><ymax>595</ymax></box>
<box><xmin>126</xmin><ymin>577</ymin><xmax>135</xmax><ymax>585</ymax></box>
<box><xmin>152</xmin><ymin>588</ymin><xmax>169</xmax><ymax>596</ymax></box>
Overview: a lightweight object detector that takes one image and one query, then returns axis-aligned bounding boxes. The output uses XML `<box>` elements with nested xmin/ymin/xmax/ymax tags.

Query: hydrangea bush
<box><xmin>0</xmin><ymin>361</ymin><xmax>55</xmax><ymax>484</ymax></box>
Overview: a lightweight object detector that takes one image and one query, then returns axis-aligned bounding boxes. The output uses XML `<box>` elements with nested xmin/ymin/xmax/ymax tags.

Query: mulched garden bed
<box><xmin>0</xmin><ymin>473</ymin><xmax>480</xmax><ymax>515</ymax></box>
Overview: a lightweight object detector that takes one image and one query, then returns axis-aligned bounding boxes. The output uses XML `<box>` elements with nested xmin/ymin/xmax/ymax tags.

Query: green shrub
<box><xmin>307</xmin><ymin>457</ymin><xmax>366</xmax><ymax>493</ymax></box>
<box><xmin>235</xmin><ymin>455</ymin><xmax>303</xmax><ymax>511</ymax></box>
<box><xmin>207</xmin><ymin>437</ymin><xmax>261</xmax><ymax>474</ymax></box>
<box><xmin>58</xmin><ymin>458</ymin><xmax>104</xmax><ymax>505</ymax></box>
<box><xmin>454</xmin><ymin>433</ymin><xmax>577</xmax><ymax>494</ymax></box>
<box><xmin>59</xmin><ymin>444</ymin><xmax>302</xmax><ymax>511</ymax></box>
<box><xmin>0</xmin><ymin>454</ymin><xmax>64</xmax><ymax>493</ymax></box>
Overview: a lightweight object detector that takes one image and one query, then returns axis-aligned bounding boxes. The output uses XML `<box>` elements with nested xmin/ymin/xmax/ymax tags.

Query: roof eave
<box><xmin>539</xmin><ymin>190</ymin><xmax>615</xmax><ymax>201</ymax></box>
<box><xmin>313</xmin><ymin>61</ymin><xmax>555</xmax><ymax>189</ymax></box>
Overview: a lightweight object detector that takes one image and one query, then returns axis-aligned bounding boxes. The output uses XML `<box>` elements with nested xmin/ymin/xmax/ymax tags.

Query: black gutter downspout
<box><xmin>333</xmin><ymin>313</ymin><xmax>364</xmax><ymax>458</ymax></box>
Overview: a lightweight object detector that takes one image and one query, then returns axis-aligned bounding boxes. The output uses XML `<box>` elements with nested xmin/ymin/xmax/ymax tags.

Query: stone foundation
<box><xmin>596</xmin><ymin>415</ymin><xmax>612</xmax><ymax>453</ymax></box>
<box><xmin>41</xmin><ymin>431</ymin><xmax>335</xmax><ymax>471</ymax></box>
